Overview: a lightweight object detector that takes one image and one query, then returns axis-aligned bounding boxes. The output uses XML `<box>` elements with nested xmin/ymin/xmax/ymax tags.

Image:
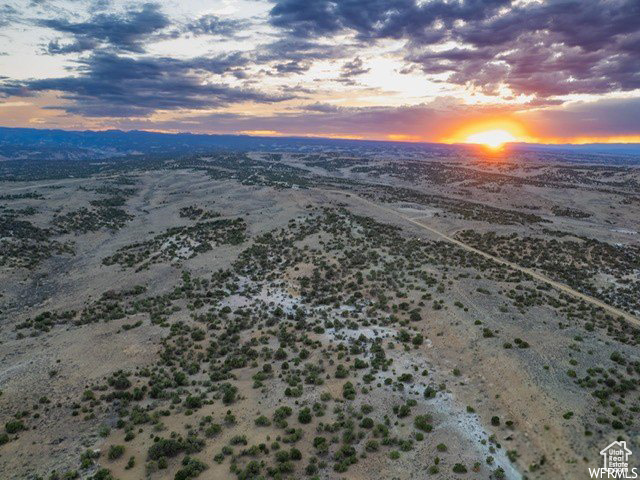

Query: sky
<box><xmin>0</xmin><ymin>0</ymin><xmax>639</xmax><ymax>144</ymax></box>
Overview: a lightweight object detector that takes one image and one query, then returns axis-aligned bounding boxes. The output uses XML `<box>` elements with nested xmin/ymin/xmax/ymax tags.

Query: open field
<box><xmin>1</xmin><ymin>150</ymin><xmax>639</xmax><ymax>480</ymax></box>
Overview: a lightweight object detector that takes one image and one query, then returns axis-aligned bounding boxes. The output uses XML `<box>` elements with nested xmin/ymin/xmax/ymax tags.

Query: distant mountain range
<box><xmin>1</xmin><ymin>126</ymin><xmax>639</xmax><ymax>163</ymax></box>
<box><xmin>510</xmin><ymin>142</ymin><xmax>640</xmax><ymax>156</ymax></box>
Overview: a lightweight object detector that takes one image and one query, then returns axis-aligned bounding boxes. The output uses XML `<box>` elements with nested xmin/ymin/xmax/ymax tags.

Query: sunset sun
<box><xmin>465</xmin><ymin>129</ymin><xmax>518</xmax><ymax>149</ymax></box>
<box><xmin>443</xmin><ymin>119</ymin><xmax>532</xmax><ymax>149</ymax></box>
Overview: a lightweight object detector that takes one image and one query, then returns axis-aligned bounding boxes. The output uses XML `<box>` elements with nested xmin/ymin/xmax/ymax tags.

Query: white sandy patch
<box><xmin>324</xmin><ymin>325</ymin><xmax>521</xmax><ymax>480</ymax></box>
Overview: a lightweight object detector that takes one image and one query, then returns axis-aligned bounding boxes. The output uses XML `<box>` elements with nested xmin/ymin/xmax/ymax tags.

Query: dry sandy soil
<box><xmin>1</xmin><ymin>153</ymin><xmax>639</xmax><ymax>480</ymax></box>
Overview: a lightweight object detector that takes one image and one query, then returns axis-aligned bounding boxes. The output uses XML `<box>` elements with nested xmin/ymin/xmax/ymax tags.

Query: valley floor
<box><xmin>1</xmin><ymin>153</ymin><xmax>639</xmax><ymax>480</ymax></box>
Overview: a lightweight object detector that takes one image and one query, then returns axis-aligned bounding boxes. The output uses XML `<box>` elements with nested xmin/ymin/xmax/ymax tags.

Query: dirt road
<box><xmin>333</xmin><ymin>189</ymin><xmax>640</xmax><ymax>329</ymax></box>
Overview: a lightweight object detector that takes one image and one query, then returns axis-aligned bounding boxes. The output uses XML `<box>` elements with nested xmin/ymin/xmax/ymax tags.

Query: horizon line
<box><xmin>1</xmin><ymin>125</ymin><xmax>640</xmax><ymax>148</ymax></box>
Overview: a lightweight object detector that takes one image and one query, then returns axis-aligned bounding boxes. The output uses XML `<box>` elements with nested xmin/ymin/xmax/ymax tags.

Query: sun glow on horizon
<box><xmin>464</xmin><ymin>129</ymin><xmax>517</xmax><ymax>149</ymax></box>
<box><xmin>442</xmin><ymin>118</ymin><xmax>534</xmax><ymax>150</ymax></box>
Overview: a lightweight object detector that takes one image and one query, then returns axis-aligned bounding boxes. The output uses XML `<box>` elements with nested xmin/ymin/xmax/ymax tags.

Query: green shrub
<box><xmin>452</xmin><ymin>463</ymin><xmax>467</xmax><ymax>473</ymax></box>
<box><xmin>108</xmin><ymin>445</ymin><xmax>125</xmax><ymax>460</ymax></box>
<box><xmin>5</xmin><ymin>420</ymin><xmax>25</xmax><ymax>434</ymax></box>
<box><xmin>414</xmin><ymin>414</ymin><xmax>433</xmax><ymax>432</ymax></box>
<box><xmin>365</xmin><ymin>440</ymin><xmax>379</xmax><ymax>452</ymax></box>
<box><xmin>342</xmin><ymin>382</ymin><xmax>356</xmax><ymax>400</ymax></box>
<box><xmin>184</xmin><ymin>396</ymin><xmax>203</xmax><ymax>409</ymax></box>
<box><xmin>174</xmin><ymin>456</ymin><xmax>207</xmax><ymax>480</ymax></box>
<box><xmin>298</xmin><ymin>408</ymin><xmax>312</xmax><ymax>424</ymax></box>
<box><xmin>148</xmin><ymin>438</ymin><xmax>182</xmax><ymax>460</ymax></box>
<box><xmin>255</xmin><ymin>415</ymin><xmax>271</xmax><ymax>427</ymax></box>
<box><xmin>360</xmin><ymin>417</ymin><xmax>374</xmax><ymax>429</ymax></box>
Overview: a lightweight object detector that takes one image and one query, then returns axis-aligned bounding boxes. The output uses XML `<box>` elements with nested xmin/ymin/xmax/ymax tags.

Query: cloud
<box><xmin>268</xmin><ymin>0</ymin><xmax>507</xmax><ymax>42</ymax></box>
<box><xmin>105</xmin><ymin>99</ymin><xmax>511</xmax><ymax>139</ymax></box>
<box><xmin>0</xmin><ymin>52</ymin><xmax>293</xmax><ymax>117</ymax></box>
<box><xmin>46</xmin><ymin>37</ymin><xmax>100</xmax><ymax>55</ymax></box>
<box><xmin>4</xmin><ymin>89</ymin><xmax>637</xmax><ymax>143</ymax></box>
<box><xmin>412</xmin><ymin>0</ymin><xmax>640</xmax><ymax>97</ymax></box>
<box><xmin>337</xmin><ymin>57</ymin><xmax>370</xmax><ymax>84</ymax></box>
<box><xmin>258</xmin><ymin>37</ymin><xmax>347</xmax><ymax>64</ymax></box>
<box><xmin>271</xmin><ymin>60</ymin><xmax>311</xmax><ymax>75</ymax></box>
<box><xmin>0</xmin><ymin>4</ymin><xmax>19</xmax><ymax>28</ymax></box>
<box><xmin>256</xmin><ymin>37</ymin><xmax>349</xmax><ymax>77</ymax></box>
<box><xmin>1</xmin><ymin>0</ymin><xmax>638</xmax><ymax>137</ymax></box>
<box><xmin>101</xmin><ymin>95</ymin><xmax>640</xmax><ymax>143</ymax></box>
<box><xmin>300</xmin><ymin>102</ymin><xmax>343</xmax><ymax>113</ymax></box>
<box><xmin>186</xmin><ymin>14</ymin><xmax>248</xmax><ymax>37</ymax></box>
<box><xmin>40</xmin><ymin>2</ymin><xmax>171</xmax><ymax>54</ymax></box>
<box><xmin>269</xmin><ymin>0</ymin><xmax>640</xmax><ymax>98</ymax></box>
<box><xmin>188</xmin><ymin>51</ymin><xmax>252</xmax><ymax>75</ymax></box>
<box><xmin>521</xmin><ymin>97</ymin><xmax>640</xmax><ymax>138</ymax></box>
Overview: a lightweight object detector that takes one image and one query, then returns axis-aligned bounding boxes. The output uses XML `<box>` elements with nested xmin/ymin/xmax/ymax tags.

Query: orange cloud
<box><xmin>387</xmin><ymin>134</ymin><xmax>422</xmax><ymax>142</ymax></box>
<box><xmin>239</xmin><ymin>130</ymin><xmax>283</xmax><ymax>136</ymax></box>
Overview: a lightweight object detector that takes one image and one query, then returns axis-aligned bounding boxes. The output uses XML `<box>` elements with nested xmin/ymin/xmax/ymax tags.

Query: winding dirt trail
<box><xmin>331</xmin><ymin>189</ymin><xmax>640</xmax><ymax>329</ymax></box>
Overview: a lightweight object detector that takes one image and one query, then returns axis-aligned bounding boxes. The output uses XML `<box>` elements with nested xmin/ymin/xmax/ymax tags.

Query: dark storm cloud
<box><xmin>40</xmin><ymin>2</ymin><xmax>171</xmax><ymax>54</ymax></box>
<box><xmin>0</xmin><ymin>52</ymin><xmax>292</xmax><ymax>117</ymax></box>
<box><xmin>269</xmin><ymin>0</ymin><xmax>640</xmax><ymax>98</ymax></box>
